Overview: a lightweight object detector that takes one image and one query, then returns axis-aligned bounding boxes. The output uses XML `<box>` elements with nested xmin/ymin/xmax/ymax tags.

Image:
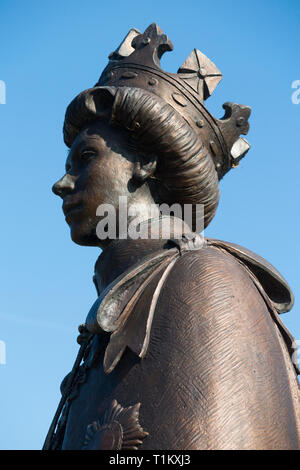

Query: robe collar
<box><xmin>93</xmin><ymin>215</ymin><xmax>196</xmax><ymax>294</ymax></box>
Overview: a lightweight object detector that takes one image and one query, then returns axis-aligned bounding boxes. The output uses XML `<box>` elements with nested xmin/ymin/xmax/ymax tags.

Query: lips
<box><xmin>62</xmin><ymin>200</ymin><xmax>83</xmax><ymax>218</ymax></box>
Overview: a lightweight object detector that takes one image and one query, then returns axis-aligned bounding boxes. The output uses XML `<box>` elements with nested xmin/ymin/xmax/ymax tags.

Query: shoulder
<box><xmin>165</xmin><ymin>237</ymin><xmax>293</xmax><ymax>314</ymax></box>
<box><xmin>164</xmin><ymin>241</ymin><xmax>248</xmax><ymax>306</ymax></box>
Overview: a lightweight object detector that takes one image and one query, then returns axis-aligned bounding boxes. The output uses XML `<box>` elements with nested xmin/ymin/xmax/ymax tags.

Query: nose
<box><xmin>52</xmin><ymin>174</ymin><xmax>75</xmax><ymax>198</ymax></box>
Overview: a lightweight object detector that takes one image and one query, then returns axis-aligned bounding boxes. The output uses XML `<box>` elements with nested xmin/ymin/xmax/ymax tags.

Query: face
<box><xmin>52</xmin><ymin>121</ymin><xmax>143</xmax><ymax>247</ymax></box>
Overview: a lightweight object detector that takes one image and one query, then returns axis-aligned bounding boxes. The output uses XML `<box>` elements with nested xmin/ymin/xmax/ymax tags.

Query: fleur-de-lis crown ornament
<box><xmin>96</xmin><ymin>23</ymin><xmax>251</xmax><ymax>179</ymax></box>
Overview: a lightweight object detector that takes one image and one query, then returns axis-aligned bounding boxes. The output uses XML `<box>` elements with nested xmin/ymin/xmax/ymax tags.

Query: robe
<box><xmin>44</xmin><ymin>222</ymin><xmax>300</xmax><ymax>450</ymax></box>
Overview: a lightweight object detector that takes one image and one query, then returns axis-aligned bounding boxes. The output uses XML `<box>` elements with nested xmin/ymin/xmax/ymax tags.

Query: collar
<box><xmin>93</xmin><ymin>215</ymin><xmax>195</xmax><ymax>293</ymax></box>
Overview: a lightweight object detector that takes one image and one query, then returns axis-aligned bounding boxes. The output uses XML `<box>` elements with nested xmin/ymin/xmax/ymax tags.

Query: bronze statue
<box><xmin>45</xmin><ymin>24</ymin><xmax>300</xmax><ymax>450</ymax></box>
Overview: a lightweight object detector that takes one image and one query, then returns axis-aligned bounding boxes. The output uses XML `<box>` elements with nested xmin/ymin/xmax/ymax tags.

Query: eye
<box><xmin>80</xmin><ymin>149</ymin><xmax>96</xmax><ymax>162</ymax></box>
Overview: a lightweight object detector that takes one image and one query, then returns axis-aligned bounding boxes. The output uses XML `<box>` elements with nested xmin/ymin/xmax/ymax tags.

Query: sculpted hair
<box><xmin>63</xmin><ymin>86</ymin><xmax>220</xmax><ymax>228</ymax></box>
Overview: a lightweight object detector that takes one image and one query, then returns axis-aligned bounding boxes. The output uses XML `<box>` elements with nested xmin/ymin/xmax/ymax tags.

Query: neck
<box><xmin>93</xmin><ymin>215</ymin><xmax>192</xmax><ymax>293</ymax></box>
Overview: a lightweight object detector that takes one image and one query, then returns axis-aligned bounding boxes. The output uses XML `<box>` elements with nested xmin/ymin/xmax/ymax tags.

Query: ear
<box><xmin>133</xmin><ymin>156</ymin><xmax>157</xmax><ymax>183</ymax></box>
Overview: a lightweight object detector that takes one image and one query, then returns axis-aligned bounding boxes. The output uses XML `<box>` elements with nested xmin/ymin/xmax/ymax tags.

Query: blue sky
<box><xmin>0</xmin><ymin>0</ymin><xmax>299</xmax><ymax>449</ymax></box>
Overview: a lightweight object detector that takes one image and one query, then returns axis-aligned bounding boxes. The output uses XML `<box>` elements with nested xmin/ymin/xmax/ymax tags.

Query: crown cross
<box><xmin>178</xmin><ymin>49</ymin><xmax>223</xmax><ymax>101</ymax></box>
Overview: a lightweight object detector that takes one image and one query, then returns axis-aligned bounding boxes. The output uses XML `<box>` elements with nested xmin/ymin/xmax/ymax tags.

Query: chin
<box><xmin>70</xmin><ymin>223</ymin><xmax>98</xmax><ymax>247</ymax></box>
<box><xmin>69</xmin><ymin>223</ymin><xmax>111</xmax><ymax>248</ymax></box>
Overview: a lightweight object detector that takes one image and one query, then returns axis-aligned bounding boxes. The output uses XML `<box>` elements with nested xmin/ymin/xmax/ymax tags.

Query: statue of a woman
<box><xmin>45</xmin><ymin>24</ymin><xmax>300</xmax><ymax>450</ymax></box>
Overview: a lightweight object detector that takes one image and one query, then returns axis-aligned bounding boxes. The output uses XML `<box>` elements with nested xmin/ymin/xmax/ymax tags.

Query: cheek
<box><xmin>83</xmin><ymin>157</ymin><xmax>133</xmax><ymax>205</ymax></box>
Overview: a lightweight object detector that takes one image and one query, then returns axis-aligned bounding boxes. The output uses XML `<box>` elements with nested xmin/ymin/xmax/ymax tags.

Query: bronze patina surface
<box><xmin>45</xmin><ymin>24</ymin><xmax>300</xmax><ymax>450</ymax></box>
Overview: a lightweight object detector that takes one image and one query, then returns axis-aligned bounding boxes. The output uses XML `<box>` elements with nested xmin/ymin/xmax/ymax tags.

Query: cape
<box><xmin>44</xmin><ymin>232</ymin><xmax>300</xmax><ymax>450</ymax></box>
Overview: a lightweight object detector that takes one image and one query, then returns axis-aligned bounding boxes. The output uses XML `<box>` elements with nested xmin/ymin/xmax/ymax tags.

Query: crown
<box><xmin>96</xmin><ymin>23</ymin><xmax>251</xmax><ymax>180</ymax></box>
